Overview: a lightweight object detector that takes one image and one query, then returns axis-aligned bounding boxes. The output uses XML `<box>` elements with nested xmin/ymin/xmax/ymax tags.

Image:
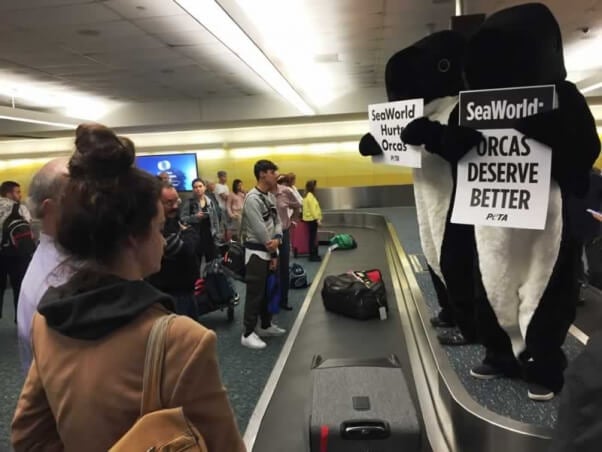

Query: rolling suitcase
<box><xmin>309</xmin><ymin>355</ymin><xmax>420</xmax><ymax>452</ymax></box>
<box><xmin>291</xmin><ymin>221</ymin><xmax>313</xmax><ymax>257</ymax></box>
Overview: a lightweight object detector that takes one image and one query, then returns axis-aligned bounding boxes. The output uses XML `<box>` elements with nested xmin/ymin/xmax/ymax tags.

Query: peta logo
<box><xmin>486</xmin><ymin>213</ymin><xmax>508</xmax><ymax>222</ymax></box>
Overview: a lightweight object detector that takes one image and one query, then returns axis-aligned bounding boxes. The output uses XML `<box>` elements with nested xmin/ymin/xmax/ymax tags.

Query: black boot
<box><xmin>437</xmin><ymin>330</ymin><xmax>471</xmax><ymax>346</ymax></box>
<box><xmin>309</xmin><ymin>243</ymin><xmax>322</xmax><ymax>262</ymax></box>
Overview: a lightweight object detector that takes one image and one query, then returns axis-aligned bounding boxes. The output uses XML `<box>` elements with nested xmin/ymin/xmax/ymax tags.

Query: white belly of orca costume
<box><xmin>475</xmin><ymin>181</ymin><xmax>562</xmax><ymax>356</ymax></box>
<box><xmin>412</xmin><ymin>96</ymin><xmax>458</xmax><ymax>283</ymax></box>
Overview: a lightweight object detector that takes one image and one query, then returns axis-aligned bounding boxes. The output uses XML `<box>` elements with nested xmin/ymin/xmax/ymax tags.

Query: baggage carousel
<box><xmin>244</xmin><ymin>211</ymin><xmax>571</xmax><ymax>452</ymax></box>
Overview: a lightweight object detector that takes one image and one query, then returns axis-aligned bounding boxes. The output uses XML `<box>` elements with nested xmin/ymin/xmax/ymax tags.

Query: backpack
<box><xmin>109</xmin><ymin>315</ymin><xmax>208</xmax><ymax>452</ymax></box>
<box><xmin>203</xmin><ymin>259</ymin><xmax>235</xmax><ymax>305</ymax></box>
<box><xmin>1</xmin><ymin>203</ymin><xmax>36</xmax><ymax>257</ymax></box>
<box><xmin>329</xmin><ymin>233</ymin><xmax>357</xmax><ymax>251</ymax></box>
<box><xmin>222</xmin><ymin>241</ymin><xmax>246</xmax><ymax>281</ymax></box>
<box><xmin>290</xmin><ymin>263</ymin><xmax>308</xmax><ymax>289</ymax></box>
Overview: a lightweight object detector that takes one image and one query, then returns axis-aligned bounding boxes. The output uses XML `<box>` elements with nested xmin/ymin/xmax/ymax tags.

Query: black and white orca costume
<box><xmin>462</xmin><ymin>3</ymin><xmax>600</xmax><ymax>394</ymax></box>
<box><xmin>360</xmin><ymin>31</ymin><xmax>478</xmax><ymax>342</ymax></box>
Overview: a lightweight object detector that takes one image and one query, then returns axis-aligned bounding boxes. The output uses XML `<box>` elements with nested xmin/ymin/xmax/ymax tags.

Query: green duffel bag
<box><xmin>329</xmin><ymin>233</ymin><xmax>357</xmax><ymax>250</ymax></box>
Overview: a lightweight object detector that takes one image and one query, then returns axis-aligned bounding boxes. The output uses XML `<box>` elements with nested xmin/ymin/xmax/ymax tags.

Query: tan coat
<box><xmin>11</xmin><ymin>304</ymin><xmax>246</xmax><ymax>452</ymax></box>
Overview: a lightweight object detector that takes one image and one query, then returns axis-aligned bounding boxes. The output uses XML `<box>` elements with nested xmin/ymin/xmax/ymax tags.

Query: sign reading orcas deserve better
<box><xmin>451</xmin><ymin>85</ymin><xmax>556</xmax><ymax>230</ymax></box>
<box><xmin>368</xmin><ymin>98</ymin><xmax>424</xmax><ymax>168</ymax></box>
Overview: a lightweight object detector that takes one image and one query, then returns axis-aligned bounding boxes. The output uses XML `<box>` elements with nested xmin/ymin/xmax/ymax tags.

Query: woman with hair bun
<box><xmin>11</xmin><ymin>124</ymin><xmax>245</xmax><ymax>452</ymax></box>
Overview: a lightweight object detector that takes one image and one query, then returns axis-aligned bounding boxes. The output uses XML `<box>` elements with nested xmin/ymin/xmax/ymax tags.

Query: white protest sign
<box><xmin>451</xmin><ymin>85</ymin><xmax>556</xmax><ymax>230</ymax></box>
<box><xmin>368</xmin><ymin>98</ymin><xmax>423</xmax><ymax>168</ymax></box>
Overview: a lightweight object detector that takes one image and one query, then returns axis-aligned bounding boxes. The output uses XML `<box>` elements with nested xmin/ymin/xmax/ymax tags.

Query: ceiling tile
<box><xmin>0</xmin><ymin>0</ymin><xmax>597</xmax><ymax>124</ymax></box>
<box><xmin>102</xmin><ymin>0</ymin><xmax>186</xmax><ymax>19</ymax></box>
<box><xmin>0</xmin><ymin>3</ymin><xmax>121</xmax><ymax>28</ymax></box>
<box><xmin>62</xmin><ymin>34</ymin><xmax>166</xmax><ymax>53</ymax></box>
<box><xmin>0</xmin><ymin>0</ymin><xmax>92</xmax><ymax>12</ymax></box>
<box><xmin>134</xmin><ymin>14</ymin><xmax>207</xmax><ymax>34</ymax></box>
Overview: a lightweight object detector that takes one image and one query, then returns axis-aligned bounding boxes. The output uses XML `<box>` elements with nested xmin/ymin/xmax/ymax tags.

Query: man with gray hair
<box><xmin>17</xmin><ymin>157</ymin><xmax>70</xmax><ymax>374</ymax></box>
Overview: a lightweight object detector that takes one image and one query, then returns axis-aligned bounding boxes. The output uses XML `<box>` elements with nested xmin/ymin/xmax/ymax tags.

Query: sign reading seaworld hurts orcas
<box><xmin>451</xmin><ymin>85</ymin><xmax>556</xmax><ymax>230</ymax></box>
<box><xmin>368</xmin><ymin>98</ymin><xmax>424</xmax><ymax>168</ymax></box>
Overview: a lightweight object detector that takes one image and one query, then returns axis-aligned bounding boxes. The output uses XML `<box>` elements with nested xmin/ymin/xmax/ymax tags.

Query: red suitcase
<box><xmin>290</xmin><ymin>220</ymin><xmax>313</xmax><ymax>257</ymax></box>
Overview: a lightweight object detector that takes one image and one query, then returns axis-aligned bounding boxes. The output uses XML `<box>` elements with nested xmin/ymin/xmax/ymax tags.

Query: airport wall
<box><xmin>1</xmin><ymin>131</ymin><xmax>601</xmax><ymax>205</ymax></box>
<box><xmin>0</xmin><ymin>144</ymin><xmax>414</xmax><ymax>197</ymax></box>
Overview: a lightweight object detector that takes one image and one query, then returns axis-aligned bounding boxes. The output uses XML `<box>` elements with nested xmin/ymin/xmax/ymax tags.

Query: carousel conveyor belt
<box><xmin>243</xmin><ymin>212</ymin><xmax>556</xmax><ymax>452</ymax></box>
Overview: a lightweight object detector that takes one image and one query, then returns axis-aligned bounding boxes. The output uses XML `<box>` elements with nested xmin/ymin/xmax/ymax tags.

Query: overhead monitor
<box><xmin>135</xmin><ymin>153</ymin><xmax>198</xmax><ymax>191</ymax></box>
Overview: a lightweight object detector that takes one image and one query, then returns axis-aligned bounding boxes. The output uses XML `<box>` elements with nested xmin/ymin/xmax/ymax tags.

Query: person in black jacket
<box><xmin>581</xmin><ymin>169</ymin><xmax>602</xmax><ymax>289</ymax></box>
<box><xmin>148</xmin><ymin>182</ymin><xmax>200</xmax><ymax>320</ymax></box>
<box><xmin>551</xmin><ymin>331</ymin><xmax>602</xmax><ymax>452</ymax></box>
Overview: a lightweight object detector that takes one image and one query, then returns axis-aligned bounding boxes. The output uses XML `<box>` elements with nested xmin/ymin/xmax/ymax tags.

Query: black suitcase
<box><xmin>309</xmin><ymin>355</ymin><xmax>421</xmax><ymax>452</ymax></box>
<box><xmin>321</xmin><ymin>271</ymin><xmax>387</xmax><ymax>320</ymax></box>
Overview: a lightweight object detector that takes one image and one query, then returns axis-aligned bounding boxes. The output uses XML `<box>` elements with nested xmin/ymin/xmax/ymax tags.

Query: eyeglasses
<box><xmin>162</xmin><ymin>199</ymin><xmax>179</xmax><ymax>207</ymax></box>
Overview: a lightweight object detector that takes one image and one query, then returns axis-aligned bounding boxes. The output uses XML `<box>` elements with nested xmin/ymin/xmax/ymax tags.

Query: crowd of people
<box><xmin>1</xmin><ymin>119</ymin><xmax>602</xmax><ymax>450</ymax></box>
<box><xmin>0</xmin><ymin>123</ymin><xmax>326</xmax><ymax>451</ymax></box>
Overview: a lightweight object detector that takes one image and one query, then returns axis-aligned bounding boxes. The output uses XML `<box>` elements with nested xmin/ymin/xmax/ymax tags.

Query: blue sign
<box><xmin>136</xmin><ymin>153</ymin><xmax>198</xmax><ymax>191</ymax></box>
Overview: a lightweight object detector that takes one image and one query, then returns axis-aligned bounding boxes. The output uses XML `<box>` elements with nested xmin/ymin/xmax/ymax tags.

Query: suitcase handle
<box><xmin>340</xmin><ymin>420</ymin><xmax>390</xmax><ymax>440</ymax></box>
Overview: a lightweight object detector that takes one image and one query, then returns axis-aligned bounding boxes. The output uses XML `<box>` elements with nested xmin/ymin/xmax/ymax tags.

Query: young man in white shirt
<box><xmin>240</xmin><ymin>160</ymin><xmax>285</xmax><ymax>349</ymax></box>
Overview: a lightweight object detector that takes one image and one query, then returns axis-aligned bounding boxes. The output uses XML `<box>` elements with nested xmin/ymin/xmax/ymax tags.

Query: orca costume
<box><xmin>463</xmin><ymin>3</ymin><xmax>600</xmax><ymax>397</ymax></box>
<box><xmin>360</xmin><ymin>31</ymin><xmax>479</xmax><ymax>343</ymax></box>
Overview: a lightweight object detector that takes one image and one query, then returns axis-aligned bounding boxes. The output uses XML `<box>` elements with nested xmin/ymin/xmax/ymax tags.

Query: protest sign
<box><xmin>451</xmin><ymin>85</ymin><xmax>556</xmax><ymax>229</ymax></box>
<box><xmin>368</xmin><ymin>98</ymin><xmax>423</xmax><ymax>168</ymax></box>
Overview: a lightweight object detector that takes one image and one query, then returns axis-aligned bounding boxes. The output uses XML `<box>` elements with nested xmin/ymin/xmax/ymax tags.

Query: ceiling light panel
<box><xmin>0</xmin><ymin>71</ymin><xmax>115</xmax><ymax>120</ymax></box>
<box><xmin>581</xmin><ymin>82</ymin><xmax>602</xmax><ymax>94</ymax></box>
<box><xmin>233</xmin><ymin>0</ymin><xmax>351</xmax><ymax>108</ymax></box>
<box><xmin>174</xmin><ymin>0</ymin><xmax>314</xmax><ymax>115</ymax></box>
<box><xmin>564</xmin><ymin>33</ymin><xmax>602</xmax><ymax>73</ymax></box>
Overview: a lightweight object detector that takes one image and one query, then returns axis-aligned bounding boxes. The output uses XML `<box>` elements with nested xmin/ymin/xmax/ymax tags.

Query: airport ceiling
<box><xmin>0</xmin><ymin>0</ymin><xmax>599</xmax><ymax>136</ymax></box>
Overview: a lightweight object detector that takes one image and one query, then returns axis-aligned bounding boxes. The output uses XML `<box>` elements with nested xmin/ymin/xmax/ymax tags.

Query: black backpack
<box><xmin>222</xmin><ymin>241</ymin><xmax>246</xmax><ymax>281</ymax></box>
<box><xmin>203</xmin><ymin>259</ymin><xmax>235</xmax><ymax>305</ymax></box>
<box><xmin>290</xmin><ymin>263</ymin><xmax>308</xmax><ymax>289</ymax></box>
<box><xmin>1</xmin><ymin>203</ymin><xmax>35</xmax><ymax>257</ymax></box>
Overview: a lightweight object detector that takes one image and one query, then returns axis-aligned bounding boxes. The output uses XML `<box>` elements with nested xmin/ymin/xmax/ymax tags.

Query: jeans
<box><xmin>243</xmin><ymin>254</ymin><xmax>272</xmax><ymax>336</ymax></box>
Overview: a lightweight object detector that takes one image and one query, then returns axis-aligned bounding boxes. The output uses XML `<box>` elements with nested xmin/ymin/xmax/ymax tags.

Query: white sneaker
<box><xmin>241</xmin><ymin>332</ymin><xmax>267</xmax><ymax>349</ymax></box>
<box><xmin>256</xmin><ymin>323</ymin><xmax>286</xmax><ymax>337</ymax></box>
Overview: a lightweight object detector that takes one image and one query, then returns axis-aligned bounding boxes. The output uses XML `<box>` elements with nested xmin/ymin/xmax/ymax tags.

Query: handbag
<box><xmin>109</xmin><ymin>315</ymin><xmax>208</xmax><ymax>452</ymax></box>
<box><xmin>267</xmin><ymin>272</ymin><xmax>281</xmax><ymax>314</ymax></box>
